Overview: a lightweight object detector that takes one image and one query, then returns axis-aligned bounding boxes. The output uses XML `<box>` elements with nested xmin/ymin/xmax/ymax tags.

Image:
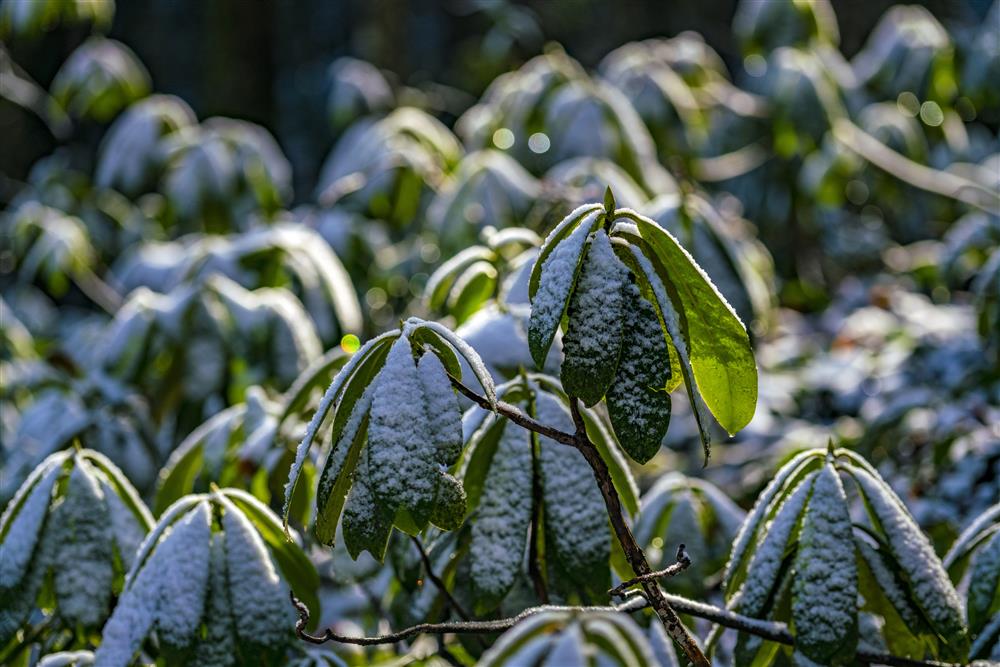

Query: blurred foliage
<box><xmin>1</xmin><ymin>0</ymin><xmax>999</xmax><ymax>664</ymax></box>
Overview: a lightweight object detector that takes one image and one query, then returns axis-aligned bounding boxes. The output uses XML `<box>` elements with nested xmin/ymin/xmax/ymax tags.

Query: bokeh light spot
<box><xmin>492</xmin><ymin>128</ymin><xmax>515</xmax><ymax>150</ymax></box>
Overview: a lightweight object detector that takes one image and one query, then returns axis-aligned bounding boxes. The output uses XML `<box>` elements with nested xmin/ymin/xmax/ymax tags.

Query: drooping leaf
<box><xmin>528</xmin><ymin>208</ymin><xmax>603</xmax><ymax>368</ymax></box>
<box><xmin>792</xmin><ymin>464</ymin><xmax>857</xmax><ymax>665</ymax></box>
<box><xmin>560</xmin><ymin>230</ymin><xmax>628</xmax><ymax>406</ymax></box>
<box><xmin>606</xmin><ymin>280</ymin><xmax>671</xmax><ymax>463</ymax></box>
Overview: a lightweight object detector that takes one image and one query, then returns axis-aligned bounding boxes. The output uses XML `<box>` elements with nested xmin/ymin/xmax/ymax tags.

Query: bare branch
<box><xmin>409</xmin><ymin>535</ymin><xmax>473</xmax><ymax>622</ymax></box>
<box><xmin>291</xmin><ymin>592</ymin><xmax>647</xmax><ymax>646</ymax></box>
<box><xmin>292</xmin><ymin>591</ymin><xmax>961</xmax><ymax>667</ymax></box>
<box><xmin>609</xmin><ymin>544</ymin><xmax>691</xmax><ymax>598</ymax></box>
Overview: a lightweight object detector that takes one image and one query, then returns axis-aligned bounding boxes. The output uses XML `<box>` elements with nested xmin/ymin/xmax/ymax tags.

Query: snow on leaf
<box><xmin>154</xmin><ymin>501</ymin><xmax>212</xmax><ymax>649</ymax></box>
<box><xmin>850</xmin><ymin>467</ymin><xmax>969</xmax><ymax>657</ymax></box>
<box><xmin>529</xmin><ymin>203</ymin><xmax>604</xmax><ymax>298</ymax></box>
<box><xmin>542</xmin><ymin>622</ymin><xmax>585</xmax><ymax>665</ymax></box>
<box><xmin>724</xmin><ymin>449</ymin><xmax>822</xmax><ymax>597</ymax></box>
<box><xmin>606</xmin><ymin>280</ymin><xmax>671</xmax><ymax>463</ymax></box>
<box><xmin>734</xmin><ymin>471</ymin><xmax>817</xmax><ymax>619</ymax></box>
<box><xmin>429</xmin><ymin>472</ymin><xmax>467</xmax><ymax>531</ymax></box>
<box><xmin>0</xmin><ymin>456</ymin><xmax>64</xmax><ymax>590</ymax></box>
<box><xmin>535</xmin><ymin>392</ymin><xmax>610</xmax><ymax>596</ymax></box>
<box><xmin>560</xmin><ymin>229</ymin><xmax>628</xmax><ymax>406</ymax></box>
<box><xmin>220</xmin><ymin>495</ymin><xmax>293</xmax><ymax>648</ymax></box>
<box><xmin>628</xmin><ymin>245</ymin><xmax>714</xmax><ymax>461</ymax></box>
<box><xmin>49</xmin><ymin>462</ymin><xmax>114</xmax><ymax>629</ymax></box>
<box><xmin>341</xmin><ymin>454</ymin><xmax>394</xmax><ymax>561</ymax></box>
<box><xmin>792</xmin><ymin>464</ymin><xmax>857</xmax><ymax>664</ymax></box>
<box><xmin>469</xmin><ymin>421</ymin><xmax>533</xmax><ymax>604</ymax></box>
<box><xmin>528</xmin><ymin>209</ymin><xmax>602</xmax><ymax>368</ymax></box>
<box><xmin>967</xmin><ymin>528</ymin><xmax>1000</xmax><ymax>637</ymax></box>
<box><xmin>406</xmin><ymin>319</ymin><xmax>496</xmax><ymax>407</ymax></box>
<box><xmin>283</xmin><ymin>329</ymin><xmax>400</xmax><ymax>529</ymax></box>
<box><xmin>190</xmin><ymin>532</ymin><xmax>237</xmax><ymax>667</ymax></box>
<box><xmin>855</xmin><ymin>537</ymin><xmax>924</xmax><ymax>631</ymax></box>
<box><xmin>368</xmin><ymin>335</ymin><xmax>437</xmax><ymax>520</ymax></box>
<box><xmin>95</xmin><ymin>499</ymin><xmax>207</xmax><ymax>667</ymax></box>
<box><xmin>417</xmin><ymin>350</ymin><xmax>463</xmax><ymax>466</ymax></box>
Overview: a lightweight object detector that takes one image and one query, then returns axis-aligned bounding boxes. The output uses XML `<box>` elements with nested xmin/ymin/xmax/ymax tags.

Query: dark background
<box><xmin>2</xmin><ymin>0</ymin><xmax>992</xmax><ymax>199</ymax></box>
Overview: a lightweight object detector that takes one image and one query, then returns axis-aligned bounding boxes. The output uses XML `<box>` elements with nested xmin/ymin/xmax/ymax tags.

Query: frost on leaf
<box><xmin>430</xmin><ymin>472</ymin><xmax>467</xmax><ymax>531</ymax></box>
<box><xmin>417</xmin><ymin>351</ymin><xmax>463</xmax><ymax>466</ymax></box>
<box><xmin>469</xmin><ymin>422</ymin><xmax>533</xmax><ymax>606</ymax></box>
<box><xmin>967</xmin><ymin>527</ymin><xmax>1000</xmax><ymax>639</ymax></box>
<box><xmin>606</xmin><ymin>280</ymin><xmax>671</xmax><ymax>463</ymax></box>
<box><xmin>535</xmin><ymin>393</ymin><xmax>610</xmax><ymax>598</ymax></box>
<box><xmin>0</xmin><ymin>456</ymin><xmax>64</xmax><ymax>590</ymax></box>
<box><xmin>49</xmin><ymin>464</ymin><xmax>114</xmax><ymax>629</ymax></box>
<box><xmin>221</xmin><ymin>496</ymin><xmax>293</xmax><ymax>649</ymax></box>
<box><xmin>342</xmin><ymin>455</ymin><xmax>394</xmax><ymax>560</ymax></box>
<box><xmin>190</xmin><ymin>533</ymin><xmax>237</xmax><ymax>667</ymax></box>
<box><xmin>528</xmin><ymin>209</ymin><xmax>600</xmax><ymax>368</ymax></box>
<box><xmin>851</xmin><ymin>467</ymin><xmax>969</xmax><ymax>658</ymax></box>
<box><xmin>792</xmin><ymin>464</ymin><xmax>857</xmax><ymax>665</ymax></box>
<box><xmin>367</xmin><ymin>336</ymin><xmax>438</xmax><ymax>522</ymax></box>
<box><xmin>560</xmin><ymin>229</ymin><xmax>628</xmax><ymax>406</ymax></box>
<box><xmin>733</xmin><ymin>471</ymin><xmax>816</xmax><ymax>665</ymax></box>
<box><xmin>152</xmin><ymin>501</ymin><xmax>212</xmax><ymax>650</ymax></box>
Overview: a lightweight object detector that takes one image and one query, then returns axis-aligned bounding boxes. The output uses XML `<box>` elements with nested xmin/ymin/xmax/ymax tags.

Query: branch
<box><xmin>453</xmin><ymin>373</ymin><xmax>710</xmax><ymax>666</ymax></box>
<box><xmin>291</xmin><ymin>591</ymin><xmax>959</xmax><ymax>667</ymax></box>
<box><xmin>409</xmin><ymin>535</ymin><xmax>473</xmax><ymax>622</ymax></box>
<box><xmin>291</xmin><ymin>592</ymin><xmax>647</xmax><ymax>646</ymax></box>
<box><xmin>609</xmin><ymin>544</ymin><xmax>691</xmax><ymax>598</ymax></box>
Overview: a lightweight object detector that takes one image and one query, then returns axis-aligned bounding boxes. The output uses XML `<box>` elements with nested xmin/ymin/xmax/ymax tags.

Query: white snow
<box><xmin>734</xmin><ymin>472</ymin><xmax>816</xmax><ymax>617</ymax></box>
<box><xmin>221</xmin><ymin>495</ymin><xmax>293</xmax><ymax>647</ymax></box>
<box><xmin>0</xmin><ymin>455</ymin><xmax>64</xmax><ymax>590</ymax></box>
<box><xmin>535</xmin><ymin>392</ymin><xmax>609</xmax><ymax>581</ymax></box>
<box><xmin>851</xmin><ymin>467</ymin><xmax>966</xmax><ymax>641</ymax></box>
<box><xmin>50</xmin><ymin>464</ymin><xmax>114</xmax><ymax>629</ymax></box>
<box><xmin>153</xmin><ymin>501</ymin><xmax>212</xmax><ymax>648</ymax></box>
<box><xmin>367</xmin><ymin>335</ymin><xmax>437</xmax><ymax>515</ymax></box>
<box><xmin>469</xmin><ymin>422</ymin><xmax>533</xmax><ymax>599</ymax></box>
<box><xmin>792</xmin><ymin>464</ymin><xmax>856</xmax><ymax>658</ymax></box>
<box><xmin>528</xmin><ymin>209</ymin><xmax>602</xmax><ymax>365</ymax></box>
<box><xmin>560</xmin><ymin>229</ymin><xmax>627</xmax><ymax>404</ymax></box>
<box><xmin>417</xmin><ymin>351</ymin><xmax>463</xmax><ymax>466</ymax></box>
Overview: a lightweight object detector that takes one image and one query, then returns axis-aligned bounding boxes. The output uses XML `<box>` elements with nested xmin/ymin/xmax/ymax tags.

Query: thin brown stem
<box><xmin>409</xmin><ymin>535</ymin><xmax>473</xmax><ymax>622</ymax></box>
<box><xmin>451</xmin><ymin>376</ymin><xmax>710</xmax><ymax>667</ymax></box>
<box><xmin>291</xmin><ymin>591</ymin><xmax>960</xmax><ymax>667</ymax></box>
<box><xmin>609</xmin><ymin>544</ymin><xmax>691</xmax><ymax>598</ymax></box>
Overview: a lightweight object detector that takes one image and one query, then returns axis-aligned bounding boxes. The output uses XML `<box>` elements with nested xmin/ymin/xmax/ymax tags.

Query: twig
<box><xmin>609</xmin><ymin>544</ymin><xmax>691</xmax><ymax>598</ymax></box>
<box><xmin>452</xmin><ymin>374</ymin><xmax>711</xmax><ymax>667</ymax></box>
<box><xmin>409</xmin><ymin>535</ymin><xmax>474</xmax><ymax>622</ymax></box>
<box><xmin>291</xmin><ymin>590</ymin><xmax>960</xmax><ymax>667</ymax></box>
<box><xmin>291</xmin><ymin>592</ymin><xmax>647</xmax><ymax>646</ymax></box>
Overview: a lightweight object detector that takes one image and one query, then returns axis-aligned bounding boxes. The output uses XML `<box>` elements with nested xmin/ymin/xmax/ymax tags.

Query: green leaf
<box><xmin>448</xmin><ymin>260</ymin><xmax>497</xmax><ymax>323</ymax></box>
<box><xmin>967</xmin><ymin>529</ymin><xmax>1000</xmax><ymax>637</ymax></box>
<box><xmin>154</xmin><ymin>433</ymin><xmax>209</xmax><ymax>516</ymax></box>
<box><xmin>606</xmin><ymin>281</ymin><xmax>671</xmax><ymax>464</ymax></box>
<box><xmin>617</xmin><ymin>242</ymin><xmax>714</xmax><ymax>460</ymax></box>
<box><xmin>792</xmin><ymin>464</ymin><xmax>857</xmax><ymax>665</ymax></box>
<box><xmin>724</xmin><ymin>449</ymin><xmax>824</xmax><ymax>599</ymax></box>
<box><xmin>406</xmin><ymin>318</ymin><xmax>496</xmax><ymax>407</ymax></box>
<box><xmin>620</xmin><ymin>212</ymin><xmax>758</xmax><ymax>434</ymax></box>
<box><xmin>528</xmin><ymin>209</ymin><xmax>603</xmax><ymax>368</ymax></box>
<box><xmin>341</xmin><ymin>455</ymin><xmax>394</xmax><ymax>561</ymax></box>
<box><xmin>456</xmin><ymin>414</ymin><xmax>505</xmax><ymax>511</ymax></box>
<box><xmin>529</xmin><ymin>203</ymin><xmax>603</xmax><ymax>299</ymax></box>
<box><xmin>314</xmin><ymin>407</ymin><xmax>370</xmax><ymax>545</ymax></box>
<box><xmin>579</xmin><ymin>406</ymin><xmax>640</xmax><ymax>517</ymax></box>
<box><xmin>283</xmin><ymin>329</ymin><xmax>399</xmax><ymax>529</ymax></box>
<box><xmin>426</xmin><ymin>246</ymin><xmax>495</xmax><ymax>311</ymax></box>
<box><xmin>429</xmin><ymin>473</ymin><xmax>467</xmax><ymax>531</ymax></box>
<box><xmin>856</xmin><ymin>537</ymin><xmax>927</xmax><ymax>658</ymax></box>
<box><xmin>279</xmin><ymin>347</ymin><xmax>350</xmax><ymax>425</ymax></box>
<box><xmin>220</xmin><ymin>488</ymin><xmax>321</xmax><ymax>630</ymax></box>
<box><xmin>560</xmin><ymin>230</ymin><xmax>627</xmax><ymax>406</ymax></box>
<box><xmin>848</xmin><ymin>466</ymin><xmax>970</xmax><ymax>661</ymax></box>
